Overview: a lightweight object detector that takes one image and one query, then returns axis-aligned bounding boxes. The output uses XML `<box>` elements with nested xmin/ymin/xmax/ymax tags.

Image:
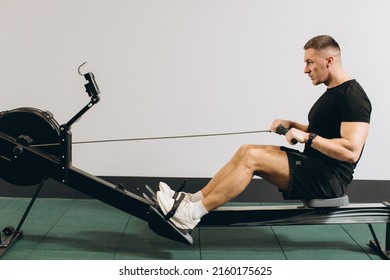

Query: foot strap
<box><xmin>172</xmin><ymin>180</ymin><xmax>187</xmax><ymax>200</ymax></box>
<box><xmin>172</xmin><ymin>192</ymin><xmax>180</xmax><ymax>200</ymax></box>
<box><xmin>165</xmin><ymin>193</ymin><xmax>186</xmax><ymax>221</ymax></box>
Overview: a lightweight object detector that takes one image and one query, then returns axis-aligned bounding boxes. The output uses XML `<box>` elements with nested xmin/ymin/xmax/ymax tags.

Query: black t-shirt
<box><xmin>304</xmin><ymin>79</ymin><xmax>371</xmax><ymax>183</ymax></box>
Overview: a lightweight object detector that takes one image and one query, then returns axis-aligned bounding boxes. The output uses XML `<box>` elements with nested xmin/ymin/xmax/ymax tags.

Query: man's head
<box><xmin>303</xmin><ymin>35</ymin><xmax>343</xmax><ymax>86</ymax></box>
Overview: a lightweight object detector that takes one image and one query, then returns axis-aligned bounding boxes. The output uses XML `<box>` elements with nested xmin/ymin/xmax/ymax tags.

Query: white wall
<box><xmin>1</xmin><ymin>0</ymin><xmax>389</xmax><ymax>179</ymax></box>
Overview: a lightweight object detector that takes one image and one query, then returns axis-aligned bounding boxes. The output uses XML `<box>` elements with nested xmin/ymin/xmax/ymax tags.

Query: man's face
<box><xmin>303</xmin><ymin>48</ymin><xmax>329</xmax><ymax>86</ymax></box>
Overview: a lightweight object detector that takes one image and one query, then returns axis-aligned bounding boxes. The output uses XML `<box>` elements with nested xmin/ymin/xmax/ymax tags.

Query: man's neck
<box><xmin>326</xmin><ymin>69</ymin><xmax>351</xmax><ymax>88</ymax></box>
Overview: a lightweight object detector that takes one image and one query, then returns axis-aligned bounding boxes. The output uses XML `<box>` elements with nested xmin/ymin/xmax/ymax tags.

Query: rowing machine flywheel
<box><xmin>0</xmin><ymin>108</ymin><xmax>61</xmax><ymax>186</ymax></box>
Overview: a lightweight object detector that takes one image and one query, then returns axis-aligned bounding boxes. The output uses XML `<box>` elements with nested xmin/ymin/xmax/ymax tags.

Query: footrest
<box><xmin>147</xmin><ymin>205</ymin><xmax>193</xmax><ymax>245</ymax></box>
<box><xmin>303</xmin><ymin>195</ymin><xmax>349</xmax><ymax>208</ymax></box>
<box><xmin>143</xmin><ymin>187</ymin><xmax>193</xmax><ymax>245</ymax></box>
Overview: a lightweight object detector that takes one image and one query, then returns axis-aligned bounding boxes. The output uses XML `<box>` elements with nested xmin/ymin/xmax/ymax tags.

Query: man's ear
<box><xmin>326</xmin><ymin>56</ymin><xmax>334</xmax><ymax>68</ymax></box>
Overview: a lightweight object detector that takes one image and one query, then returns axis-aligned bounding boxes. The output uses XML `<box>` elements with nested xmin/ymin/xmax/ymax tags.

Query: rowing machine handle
<box><xmin>275</xmin><ymin>125</ymin><xmax>298</xmax><ymax>144</ymax></box>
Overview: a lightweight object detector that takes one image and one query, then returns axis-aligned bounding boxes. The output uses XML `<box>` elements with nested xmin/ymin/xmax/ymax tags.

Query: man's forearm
<box><xmin>289</xmin><ymin>121</ymin><xmax>308</xmax><ymax>132</ymax></box>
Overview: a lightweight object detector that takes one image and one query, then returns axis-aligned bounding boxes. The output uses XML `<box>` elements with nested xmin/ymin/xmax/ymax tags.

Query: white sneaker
<box><xmin>159</xmin><ymin>182</ymin><xmax>191</xmax><ymax>201</ymax></box>
<box><xmin>156</xmin><ymin>191</ymin><xmax>200</xmax><ymax>230</ymax></box>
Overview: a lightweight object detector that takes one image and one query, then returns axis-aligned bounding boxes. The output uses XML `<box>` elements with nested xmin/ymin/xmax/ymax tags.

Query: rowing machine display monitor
<box><xmin>66</xmin><ymin>71</ymin><xmax>100</xmax><ymax>128</ymax></box>
<box><xmin>83</xmin><ymin>72</ymin><xmax>100</xmax><ymax>98</ymax></box>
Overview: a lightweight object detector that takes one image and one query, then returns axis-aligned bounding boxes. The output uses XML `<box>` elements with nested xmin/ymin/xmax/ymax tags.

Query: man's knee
<box><xmin>233</xmin><ymin>145</ymin><xmax>289</xmax><ymax>187</ymax></box>
<box><xmin>235</xmin><ymin>144</ymin><xmax>274</xmax><ymax>167</ymax></box>
<box><xmin>236</xmin><ymin>144</ymin><xmax>256</xmax><ymax>159</ymax></box>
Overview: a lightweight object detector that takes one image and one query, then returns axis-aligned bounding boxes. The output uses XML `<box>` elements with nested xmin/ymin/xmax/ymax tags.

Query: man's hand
<box><xmin>287</xmin><ymin>128</ymin><xmax>309</xmax><ymax>144</ymax></box>
<box><xmin>271</xmin><ymin>120</ymin><xmax>309</xmax><ymax>145</ymax></box>
<box><xmin>270</xmin><ymin>119</ymin><xmax>292</xmax><ymax>132</ymax></box>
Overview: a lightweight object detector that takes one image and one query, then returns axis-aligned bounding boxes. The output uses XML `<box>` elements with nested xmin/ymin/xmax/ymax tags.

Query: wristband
<box><xmin>307</xmin><ymin>132</ymin><xmax>317</xmax><ymax>147</ymax></box>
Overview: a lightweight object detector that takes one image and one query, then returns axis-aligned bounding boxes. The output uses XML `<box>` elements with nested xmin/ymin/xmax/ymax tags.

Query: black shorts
<box><xmin>280</xmin><ymin>146</ymin><xmax>347</xmax><ymax>200</ymax></box>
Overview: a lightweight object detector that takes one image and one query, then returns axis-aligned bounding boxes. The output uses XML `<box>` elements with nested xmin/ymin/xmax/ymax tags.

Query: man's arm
<box><xmin>289</xmin><ymin>122</ymin><xmax>369</xmax><ymax>163</ymax></box>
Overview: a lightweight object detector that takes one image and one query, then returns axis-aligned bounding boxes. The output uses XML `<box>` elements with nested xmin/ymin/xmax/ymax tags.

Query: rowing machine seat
<box><xmin>303</xmin><ymin>195</ymin><xmax>349</xmax><ymax>208</ymax></box>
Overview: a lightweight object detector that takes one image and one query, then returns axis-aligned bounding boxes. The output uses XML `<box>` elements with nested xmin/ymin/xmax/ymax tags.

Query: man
<box><xmin>156</xmin><ymin>35</ymin><xmax>372</xmax><ymax>232</ymax></box>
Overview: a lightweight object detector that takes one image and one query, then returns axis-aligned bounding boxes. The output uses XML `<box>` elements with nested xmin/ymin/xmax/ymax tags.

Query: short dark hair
<box><xmin>304</xmin><ymin>35</ymin><xmax>340</xmax><ymax>51</ymax></box>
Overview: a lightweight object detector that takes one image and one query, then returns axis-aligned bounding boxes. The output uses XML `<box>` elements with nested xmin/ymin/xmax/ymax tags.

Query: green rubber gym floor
<box><xmin>0</xmin><ymin>197</ymin><xmax>386</xmax><ymax>260</ymax></box>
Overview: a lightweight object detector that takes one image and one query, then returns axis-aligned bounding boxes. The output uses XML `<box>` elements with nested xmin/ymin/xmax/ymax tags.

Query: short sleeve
<box><xmin>340</xmin><ymin>84</ymin><xmax>371</xmax><ymax>123</ymax></box>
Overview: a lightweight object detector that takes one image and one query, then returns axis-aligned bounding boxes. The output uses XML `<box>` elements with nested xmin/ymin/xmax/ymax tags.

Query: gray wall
<box><xmin>1</xmin><ymin>1</ymin><xmax>389</xmax><ymax>193</ymax></box>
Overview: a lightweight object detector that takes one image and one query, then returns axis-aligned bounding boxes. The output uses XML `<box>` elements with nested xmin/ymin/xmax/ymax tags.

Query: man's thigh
<box><xmin>247</xmin><ymin>145</ymin><xmax>290</xmax><ymax>191</ymax></box>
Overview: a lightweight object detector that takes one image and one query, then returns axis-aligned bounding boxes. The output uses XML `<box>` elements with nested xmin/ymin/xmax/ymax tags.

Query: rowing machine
<box><xmin>0</xmin><ymin>69</ymin><xmax>193</xmax><ymax>257</ymax></box>
<box><xmin>0</xmin><ymin>69</ymin><xmax>389</xmax><ymax>259</ymax></box>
